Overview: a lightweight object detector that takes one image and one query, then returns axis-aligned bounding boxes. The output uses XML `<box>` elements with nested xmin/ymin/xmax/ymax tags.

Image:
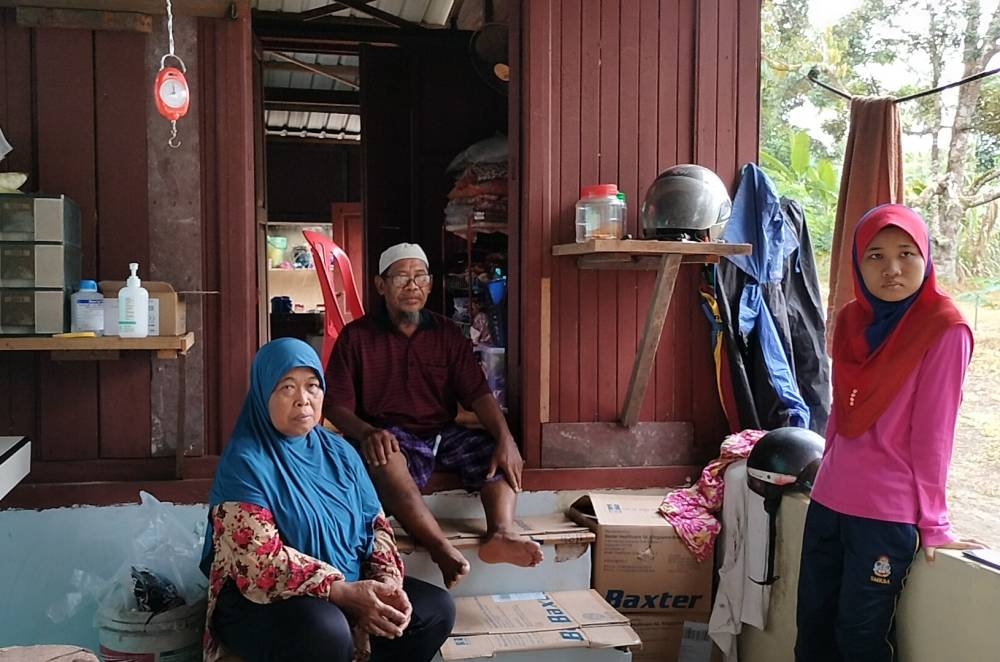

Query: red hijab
<box><xmin>832</xmin><ymin>204</ymin><xmax>969</xmax><ymax>438</ymax></box>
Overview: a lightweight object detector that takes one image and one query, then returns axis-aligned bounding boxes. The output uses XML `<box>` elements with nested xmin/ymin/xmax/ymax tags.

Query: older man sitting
<box><xmin>324</xmin><ymin>242</ymin><xmax>542</xmax><ymax>589</ymax></box>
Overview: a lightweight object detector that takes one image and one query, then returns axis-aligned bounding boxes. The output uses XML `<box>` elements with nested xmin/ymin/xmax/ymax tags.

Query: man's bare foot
<box><xmin>429</xmin><ymin>543</ymin><xmax>470</xmax><ymax>589</ymax></box>
<box><xmin>478</xmin><ymin>531</ymin><xmax>544</xmax><ymax>567</ymax></box>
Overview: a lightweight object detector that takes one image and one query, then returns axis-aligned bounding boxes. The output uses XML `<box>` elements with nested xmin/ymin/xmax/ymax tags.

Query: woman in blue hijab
<box><xmin>201</xmin><ymin>338</ymin><xmax>454</xmax><ymax>662</ymax></box>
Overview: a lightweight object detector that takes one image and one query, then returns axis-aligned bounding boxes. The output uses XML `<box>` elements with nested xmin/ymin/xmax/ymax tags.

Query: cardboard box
<box><xmin>628</xmin><ymin>614</ymin><xmax>721</xmax><ymax>662</ymax></box>
<box><xmin>567</xmin><ymin>493</ymin><xmax>714</xmax><ymax>614</ymax></box>
<box><xmin>440</xmin><ymin>589</ymin><xmax>641</xmax><ymax>660</ymax></box>
<box><xmin>0</xmin><ymin>243</ymin><xmax>80</xmax><ymax>289</ymax></box>
<box><xmin>392</xmin><ymin>514</ymin><xmax>595</xmax><ymax>554</ymax></box>
<box><xmin>0</xmin><ymin>194</ymin><xmax>81</xmax><ymax>244</ymax></box>
<box><xmin>0</xmin><ymin>289</ymin><xmax>66</xmax><ymax>334</ymax></box>
<box><xmin>100</xmin><ymin>281</ymin><xmax>186</xmax><ymax>336</ymax></box>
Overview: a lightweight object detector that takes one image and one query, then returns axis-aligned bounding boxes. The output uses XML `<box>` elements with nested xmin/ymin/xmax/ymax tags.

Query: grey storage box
<box><xmin>0</xmin><ymin>194</ymin><xmax>81</xmax><ymax>244</ymax></box>
<box><xmin>0</xmin><ymin>288</ymin><xmax>67</xmax><ymax>335</ymax></box>
<box><xmin>0</xmin><ymin>243</ymin><xmax>81</xmax><ymax>289</ymax></box>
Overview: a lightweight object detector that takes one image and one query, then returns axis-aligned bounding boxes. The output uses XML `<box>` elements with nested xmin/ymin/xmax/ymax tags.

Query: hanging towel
<box><xmin>658</xmin><ymin>429</ymin><xmax>766</xmax><ymax>561</ymax></box>
<box><xmin>826</xmin><ymin>97</ymin><xmax>904</xmax><ymax>349</ymax></box>
<box><xmin>708</xmin><ymin>459</ymin><xmax>771</xmax><ymax>662</ymax></box>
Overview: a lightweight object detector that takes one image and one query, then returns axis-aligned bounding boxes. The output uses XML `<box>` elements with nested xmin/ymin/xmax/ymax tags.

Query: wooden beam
<box><xmin>315</xmin><ymin>0</ymin><xmax>420</xmax><ymax>29</ymax></box>
<box><xmin>267</xmin><ymin>50</ymin><xmax>359</xmax><ymax>89</ymax></box>
<box><xmin>0</xmin><ymin>0</ymin><xmax>233</xmax><ymax>18</ymax></box>
<box><xmin>298</xmin><ymin>1</ymin><xmax>373</xmax><ymax>22</ymax></box>
<box><xmin>263</xmin><ymin>60</ymin><xmax>359</xmax><ymax>83</ymax></box>
<box><xmin>263</xmin><ymin>87</ymin><xmax>359</xmax><ymax>111</ymax></box>
<box><xmin>620</xmin><ymin>254</ymin><xmax>682</xmax><ymax>427</ymax></box>
<box><xmin>3</xmin><ymin>478</ymin><xmax>214</xmax><ymax>509</ymax></box>
<box><xmin>16</xmin><ymin>6</ymin><xmax>152</xmax><ymax>32</ymax></box>
<box><xmin>5</xmin><ymin>463</ymin><xmax>697</xmax><ymax>509</ymax></box>
<box><xmin>254</xmin><ymin>13</ymin><xmax>470</xmax><ymax>53</ymax></box>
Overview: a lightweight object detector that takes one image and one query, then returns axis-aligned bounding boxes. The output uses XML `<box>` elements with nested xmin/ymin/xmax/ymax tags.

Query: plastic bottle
<box><xmin>71</xmin><ymin>280</ymin><xmax>104</xmax><ymax>335</ymax></box>
<box><xmin>575</xmin><ymin>184</ymin><xmax>626</xmax><ymax>242</ymax></box>
<box><xmin>118</xmin><ymin>262</ymin><xmax>149</xmax><ymax>338</ymax></box>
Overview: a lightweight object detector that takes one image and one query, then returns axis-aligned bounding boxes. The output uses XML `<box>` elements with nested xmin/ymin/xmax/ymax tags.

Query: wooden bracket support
<box><xmin>619</xmin><ymin>253</ymin><xmax>682</xmax><ymax>427</ymax></box>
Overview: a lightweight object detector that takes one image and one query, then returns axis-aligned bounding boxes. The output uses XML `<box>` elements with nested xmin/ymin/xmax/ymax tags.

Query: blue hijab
<box><xmin>200</xmin><ymin>338</ymin><xmax>383</xmax><ymax>581</ymax></box>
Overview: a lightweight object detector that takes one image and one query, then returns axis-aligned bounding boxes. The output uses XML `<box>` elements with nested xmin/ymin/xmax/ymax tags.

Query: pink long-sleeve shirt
<box><xmin>810</xmin><ymin>324</ymin><xmax>972</xmax><ymax>548</ymax></box>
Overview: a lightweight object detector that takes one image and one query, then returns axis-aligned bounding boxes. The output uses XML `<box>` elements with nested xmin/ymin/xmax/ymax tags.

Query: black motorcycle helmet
<box><xmin>640</xmin><ymin>164</ymin><xmax>733</xmax><ymax>241</ymax></box>
<box><xmin>747</xmin><ymin>426</ymin><xmax>825</xmax><ymax>500</ymax></box>
<box><xmin>746</xmin><ymin>426</ymin><xmax>825</xmax><ymax>585</ymax></box>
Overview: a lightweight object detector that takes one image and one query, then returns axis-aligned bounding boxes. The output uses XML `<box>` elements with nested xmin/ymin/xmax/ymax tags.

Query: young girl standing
<box><xmin>795</xmin><ymin>204</ymin><xmax>982</xmax><ymax>662</ymax></box>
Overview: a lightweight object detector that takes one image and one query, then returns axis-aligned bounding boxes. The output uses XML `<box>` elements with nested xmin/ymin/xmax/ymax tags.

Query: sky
<box><xmin>809</xmin><ymin>1</ymin><xmax>860</xmax><ymax>29</ymax></box>
<box><xmin>791</xmin><ymin>0</ymin><xmax>991</xmax><ymax>150</ymax></box>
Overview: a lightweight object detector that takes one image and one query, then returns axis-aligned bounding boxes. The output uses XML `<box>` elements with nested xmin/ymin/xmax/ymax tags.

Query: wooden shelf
<box><xmin>553</xmin><ymin>238</ymin><xmax>751</xmax><ymax>268</ymax></box>
<box><xmin>0</xmin><ymin>332</ymin><xmax>194</xmax><ymax>359</ymax></box>
<box><xmin>553</xmin><ymin>239</ymin><xmax>751</xmax><ymax>427</ymax></box>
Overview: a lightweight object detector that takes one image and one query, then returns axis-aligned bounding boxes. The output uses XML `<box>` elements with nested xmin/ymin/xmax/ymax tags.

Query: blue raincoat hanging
<box><xmin>718</xmin><ymin>164</ymin><xmax>812</xmax><ymax>429</ymax></box>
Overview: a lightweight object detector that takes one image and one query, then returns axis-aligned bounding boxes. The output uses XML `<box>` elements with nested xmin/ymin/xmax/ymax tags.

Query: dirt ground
<box><xmin>948</xmin><ymin>296</ymin><xmax>1000</xmax><ymax>549</ymax></box>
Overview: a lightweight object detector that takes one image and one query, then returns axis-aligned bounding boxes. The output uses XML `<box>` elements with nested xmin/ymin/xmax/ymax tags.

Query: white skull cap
<box><xmin>378</xmin><ymin>242</ymin><xmax>429</xmax><ymax>274</ymax></box>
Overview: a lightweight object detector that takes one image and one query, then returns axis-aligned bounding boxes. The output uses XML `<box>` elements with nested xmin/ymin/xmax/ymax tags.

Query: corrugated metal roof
<box><xmin>252</xmin><ymin>0</ymin><xmax>455</xmax><ymax>27</ymax></box>
<box><xmin>255</xmin><ymin>0</ymin><xmax>459</xmax><ymax>140</ymax></box>
<box><xmin>265</xmin><ymin>110</ymin><xmax>361</xmax><ymax>140</ymax></box>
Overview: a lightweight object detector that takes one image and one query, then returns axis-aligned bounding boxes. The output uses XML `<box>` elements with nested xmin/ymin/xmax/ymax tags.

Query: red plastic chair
<box><xmin>303</xmin><ymin>231</ymin><xmax>364</xmax><ymax>369</ymax></box>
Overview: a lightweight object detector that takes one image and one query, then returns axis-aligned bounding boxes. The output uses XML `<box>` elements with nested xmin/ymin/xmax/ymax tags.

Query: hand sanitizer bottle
<box><xmin>118</xmin><ymin>262</ymin><xmax>149</xmax><ymax>338</ymax></box>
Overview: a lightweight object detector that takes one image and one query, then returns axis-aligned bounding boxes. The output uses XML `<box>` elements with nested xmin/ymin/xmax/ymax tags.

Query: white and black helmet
<box><xmin>640</xmin><ymin>164</ymin><xmax>733</xmax><ymax>241</ymax></box>
<box><xmin>746</xmin><ymin>426</ymin><xmax>825</xmax><ymax>585</ymax></box>
<box><xmin>747</xmin><ymin>426</ymin><xmax>825</xmax><ymax>501</ymax></box>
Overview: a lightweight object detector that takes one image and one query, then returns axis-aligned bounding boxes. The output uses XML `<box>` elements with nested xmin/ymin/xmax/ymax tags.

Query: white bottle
<box><xmin>118</xmin><ymin>262</ymin><xmax>149</xmax><ymax>338</ymax></box>
<box><xmin>71</xmin><ymin>280</ymin><xmax>104</xmax><ymax>335</ymax></box>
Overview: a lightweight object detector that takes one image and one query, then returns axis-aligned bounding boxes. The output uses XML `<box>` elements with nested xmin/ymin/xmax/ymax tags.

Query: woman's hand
<box><xmin>487</xmin><ymin>434</ymin><xmax>524</xmax><ymax>492</ymax></box>
<box><xmin>361</xmin><ymin>428</ymin><xmax>400</xmax><ymax>467</ymax></box>
<box><xmin>327</xmin><ymin>579</ymin><xmax>411</xmax><ymax>638</ymax></box>
<box><xmin>923</xmin><ymin>537</ymin><xmax>985</xmax><ymax>563</ymax></box>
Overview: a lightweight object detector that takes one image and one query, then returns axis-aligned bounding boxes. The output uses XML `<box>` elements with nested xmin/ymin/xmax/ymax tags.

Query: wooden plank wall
<box><xmin>0</xmin><ymin>13</ymin><xmax>152</xmax><ymax>463</ymax></box>
<box><xmin>0</xmin><ymin>6</ymin><xmax>255</xmax><ymax>485</ymax></box>
<box><xmin>520</xmin><ymin>0</ymin><xmax>761</xmax><ymax>463</ymax></box>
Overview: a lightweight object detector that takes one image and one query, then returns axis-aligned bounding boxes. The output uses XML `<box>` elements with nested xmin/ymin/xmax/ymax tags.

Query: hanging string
<box><xmin>807</xmin><ymin>65</ymin><xmax>1000</xmax><ymax>104</ymax></box>
<box><xmin>895</xmin><ymin>65</ymin><xmax>1000</xmax><ymax>103</ymax></box>
<box><xmin>166</xmin><ymin>0</ymin><xmax>175</xmax><ymax>58</ymax></box>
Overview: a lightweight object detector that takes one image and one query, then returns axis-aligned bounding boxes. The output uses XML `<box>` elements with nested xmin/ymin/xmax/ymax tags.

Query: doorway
<box><xmin>251</xmin><ymin>1</ymin><xmax>517</xmax><ymax>420</ymax></box>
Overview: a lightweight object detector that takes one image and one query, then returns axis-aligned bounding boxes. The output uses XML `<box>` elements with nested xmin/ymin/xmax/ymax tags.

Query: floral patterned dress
<box><xmin>203</xmin><ymin>501</ymin><xmax>405</xmax><ymax>662</ymax></box>
<box><xmin>658</xmin><ymin>429</ymin><xmax>766</xmax><ymax>561</ymax></box>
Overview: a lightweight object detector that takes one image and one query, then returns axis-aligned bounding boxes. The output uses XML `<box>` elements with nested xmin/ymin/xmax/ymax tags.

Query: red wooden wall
<box><xmin>0</xmin><ymin>12</ymin><xmax>152</xmax><ymax>466</ymax></box>
<box><xmin>0</xmin><ymin>6</ymin><xmax>255</xmax><ymax>494</ymax></box>
<box><xmin>518</xmin><ymin>0</ymin><xmax>761</xmax><ymax>464</ymax></box>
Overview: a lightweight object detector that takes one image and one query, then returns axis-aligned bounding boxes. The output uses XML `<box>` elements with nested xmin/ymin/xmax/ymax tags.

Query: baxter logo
<box><xmin>605</xmin><ymin>590</ymin><xmax>705</xmax><ymax>610</ymax></box>
<box><xmin>539</xmin><ymin>598</ymin><xmax>572</xmax><ymax>623</ymax></box>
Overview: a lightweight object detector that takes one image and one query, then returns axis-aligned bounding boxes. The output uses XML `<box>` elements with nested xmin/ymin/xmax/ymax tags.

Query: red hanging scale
<box><xmin>154</xmin><ymin>0</ymin><xmax>189</xmax><ymax>148</ymax></box>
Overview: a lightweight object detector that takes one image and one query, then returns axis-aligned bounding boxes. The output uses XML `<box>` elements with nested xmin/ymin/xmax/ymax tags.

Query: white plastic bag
<box><xmin>47</xmin><ymin>491</ymin><xmax>207</xmax><ymax>622</ymax></box>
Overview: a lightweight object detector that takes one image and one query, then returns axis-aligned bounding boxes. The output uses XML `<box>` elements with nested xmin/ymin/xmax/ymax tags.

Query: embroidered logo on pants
<box><xmin>870</xmin><ymin>555</ymin><xmax>892</xmax><ymax>584</ymax></box>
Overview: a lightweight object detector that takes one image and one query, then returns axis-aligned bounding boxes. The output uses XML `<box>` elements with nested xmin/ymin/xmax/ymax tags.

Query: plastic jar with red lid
<box><xmin>575</xmin><ymin>184</ymin><xmax>626</xmax><ymax>242</ymax></box>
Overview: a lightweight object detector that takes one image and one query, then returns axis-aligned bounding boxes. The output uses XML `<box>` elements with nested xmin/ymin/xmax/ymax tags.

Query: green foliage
<box><xmin>760</xmin><ymin>0</ymin><xmax>1000</xmax><ymax>282</ymax></box>
<box><xmin>759</xmin><ymin>132</ymin><xmax>840</xmax><ymax>252</ymax></box>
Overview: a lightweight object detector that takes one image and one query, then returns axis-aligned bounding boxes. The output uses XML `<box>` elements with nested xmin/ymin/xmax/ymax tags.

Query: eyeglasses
<box><xmin>384</xmin><ymin>273</ymin><xmax>432</xmax><ymax>289</ymax></box>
